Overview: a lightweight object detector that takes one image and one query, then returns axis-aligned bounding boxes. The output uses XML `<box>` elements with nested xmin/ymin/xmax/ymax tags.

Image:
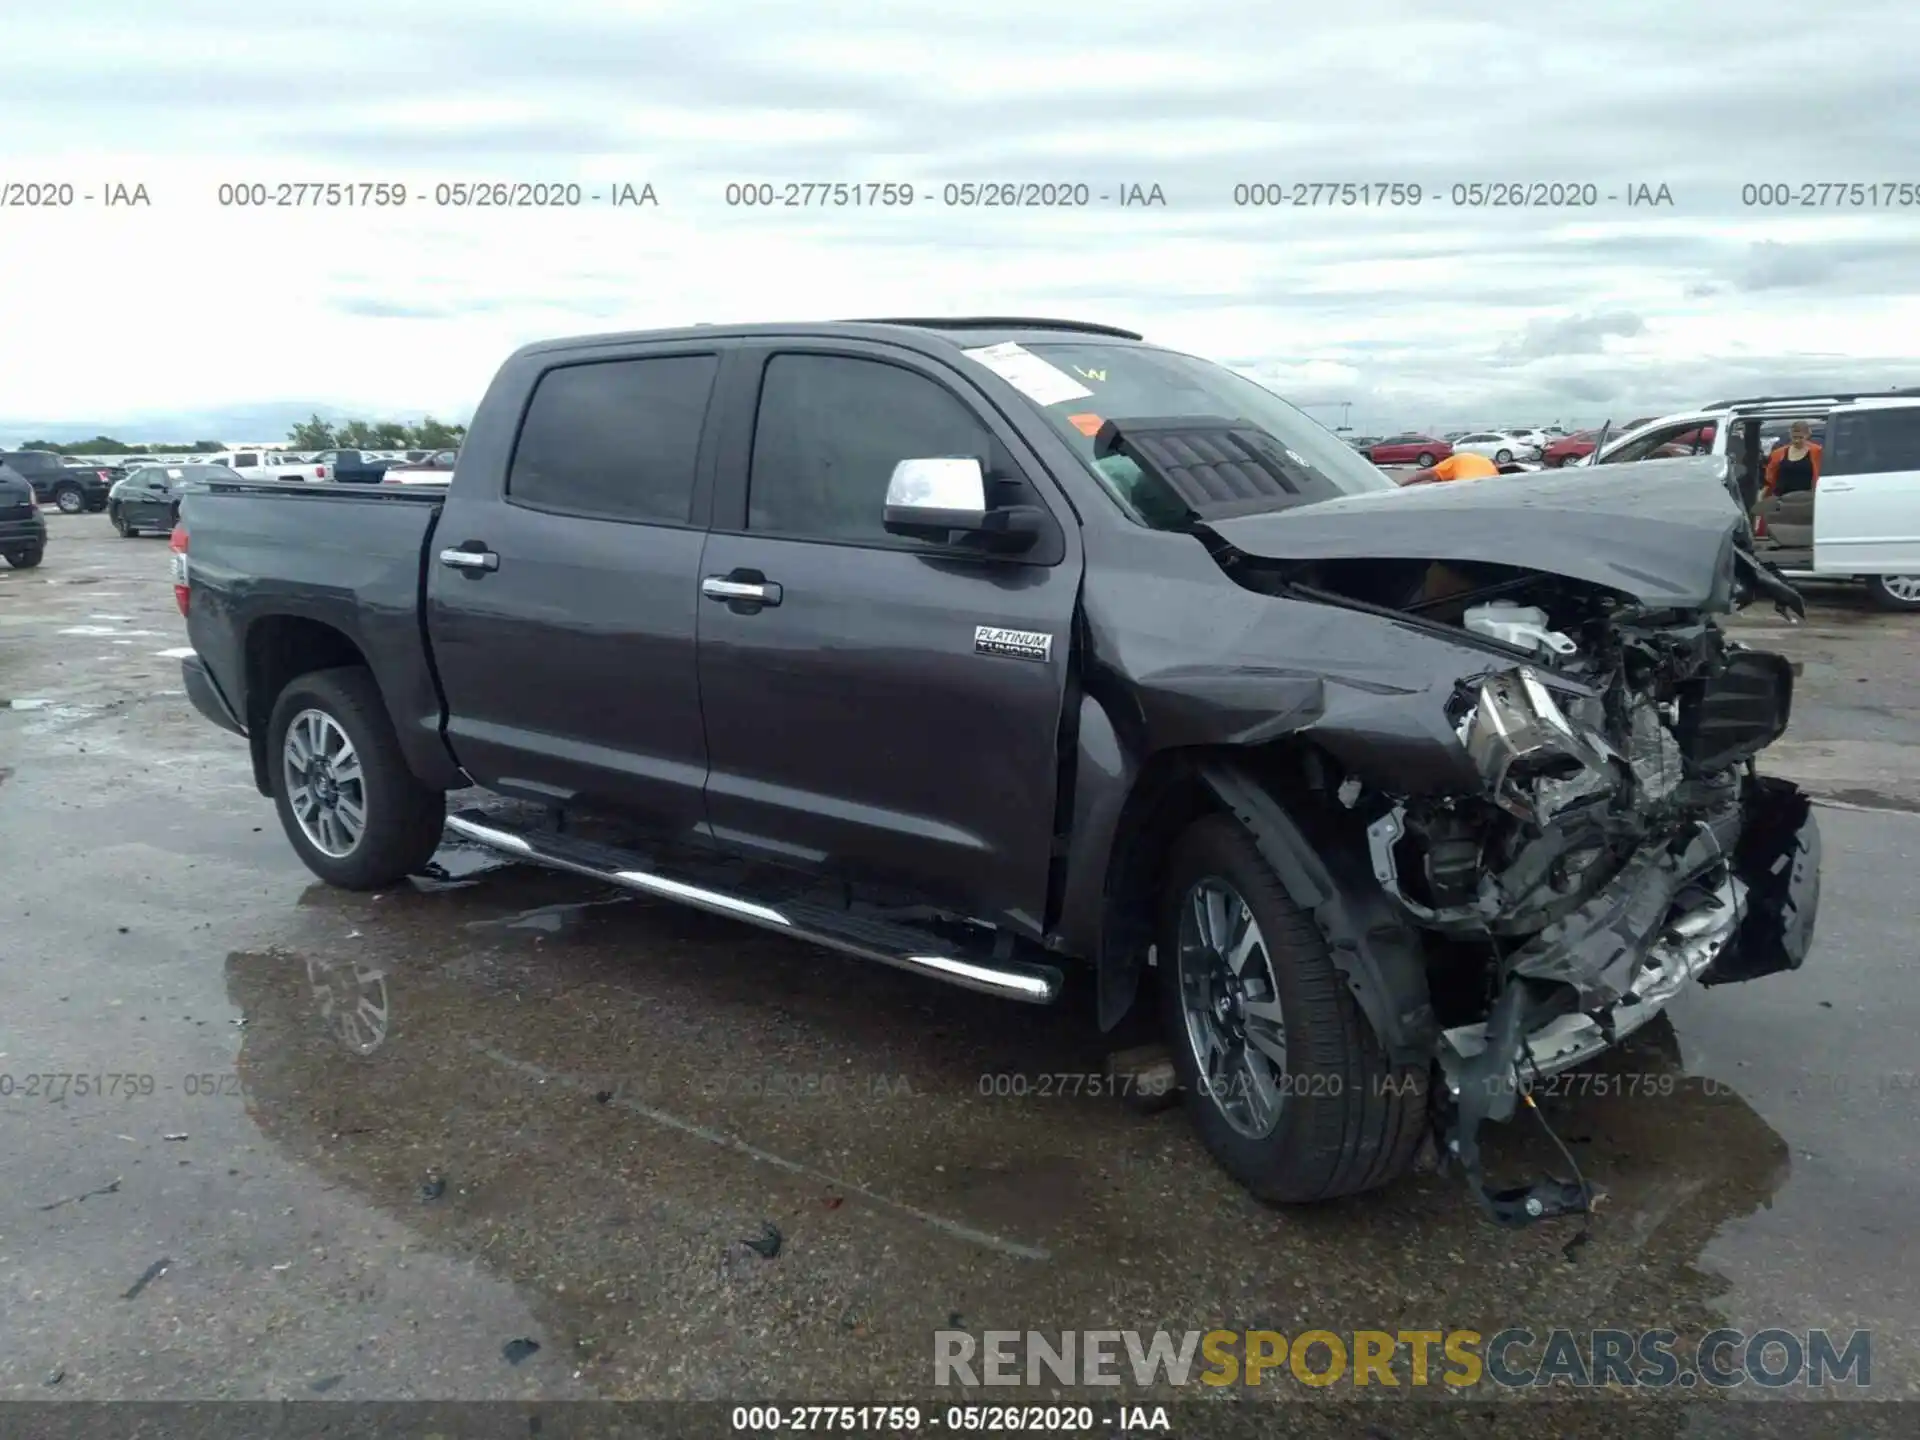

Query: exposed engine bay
<box><xmin>1211</xmin><ymin>546</ymin><xmax>1821</xmax><ymax>1223</ymax></box>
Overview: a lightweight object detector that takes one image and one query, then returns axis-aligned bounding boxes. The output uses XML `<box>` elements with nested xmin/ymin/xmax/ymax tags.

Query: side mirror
<box><xmin>882</xmin><ymin>457</ymin><xmax>1046</xmax><ymax>553</ymax></box>
<box><xmin>883</xmin><ymin>457</ymin><xmax>986</xmax><ymax>532</ymax></box>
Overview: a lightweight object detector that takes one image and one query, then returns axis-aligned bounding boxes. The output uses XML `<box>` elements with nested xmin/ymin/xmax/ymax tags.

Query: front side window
<box><xmin>1599</xmin><ymin>420</ymin><xmax>1716</xmax><ymax>464</ymax></box>
<box><xmin>746</xmin><ymin>353</ymin><xmax>1001</xmax><ymax>543</ymax></box>
<box><xmin>508</xmin><ymin>353</ymin><xmax>719</xmax><ymax>523</ymax></box>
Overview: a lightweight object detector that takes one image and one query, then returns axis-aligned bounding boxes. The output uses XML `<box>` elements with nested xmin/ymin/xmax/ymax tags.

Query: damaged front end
<box><xmin>1191</xmin><ymin>457</ymin><xmax>1823</xmax><ymax>1224</ymax></box>
<box><xmin>1374</xmin><ymin>653</ymin><xmax>1819</xmax><ymax>1224</ymax></box>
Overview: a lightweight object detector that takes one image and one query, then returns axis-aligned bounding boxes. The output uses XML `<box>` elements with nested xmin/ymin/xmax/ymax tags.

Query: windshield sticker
<box><xmin>1067</xmin><ymin>413</ymin><xmax>1104</xmax><ymax>437</ymax></box>
<box><xmin>961</xmin><ymin>342</ymin><xmax>1093</xmax><ymax>407</ymax></box>
<box><xmin>1070</xmin><ymin>365</ymin><xmax>1107</xmax><ymax>381</ymax></box>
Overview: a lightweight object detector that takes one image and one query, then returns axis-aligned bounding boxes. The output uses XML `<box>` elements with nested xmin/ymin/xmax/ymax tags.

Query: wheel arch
<box><xmin>1080</xmin><ymin>738</ymin><xmax>1437</xmax><ymax>1065</ymax></box>
<box><xmin>242</xmin><ymin>616</ymin><xmax>374</xmax><ymax>795</ymax></box>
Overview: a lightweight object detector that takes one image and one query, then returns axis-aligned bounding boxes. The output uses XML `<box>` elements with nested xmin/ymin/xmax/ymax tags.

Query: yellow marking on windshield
<box><xmin>1072</xmin><ymin>366</ymin><xmax>1107</xmax><ymax>381</ymax></box>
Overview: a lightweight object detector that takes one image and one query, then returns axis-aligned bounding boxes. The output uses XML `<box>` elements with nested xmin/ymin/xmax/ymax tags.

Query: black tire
<box><xmin>112</xmin><ymin>508</ymin><xmax>136</xmax><ymax>537</ymax></box>
<box><xmin>6</xmin><ymin>546</ymin><xmax>43</xmax><ymax>568</ymax></box>
<box><xmin>1865</xmin><ymin>574</ymin><xmax>1920</xmax><ymax>613</ymax></box>
<box><xmin>1158</xmin><ymin>815</ymin><xmax>1427</xmax><ymax>1203</ymax></box>
<box><xmin>1494</xmin><ymin>448</ymin><xmax>1512</xmax><ymax>464</ymax></box>
<box><xmin>53</xmin><ymin>484</ymin><xmax>85</xmax><ymax>514</ymax></box>
<box><xmin>266</xmin><ymin>666</ymin><xmax>447</xmax><ymax>889</ymax></box>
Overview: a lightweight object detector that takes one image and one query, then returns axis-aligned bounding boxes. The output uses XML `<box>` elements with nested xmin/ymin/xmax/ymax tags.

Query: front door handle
<box><xmin>440</xmin><ymin>545</ymin><xmax>499</xmax><ymax>572</ymax></box>
<box><xmin>702</xmin><ymin>573</ymin><xmax>782</xmax><ymax>606</ymax></box>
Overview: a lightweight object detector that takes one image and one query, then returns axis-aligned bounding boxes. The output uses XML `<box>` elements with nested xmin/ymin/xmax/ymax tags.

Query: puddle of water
<box><xmin>155</xmin><ymin>647</ymin><xmax>195</xmax><ymax>659</ymax></box>
<box><xmin>87</xmin><ymin>614</ymin><xmax>135</xmax><ymax>622</ymax></box>
<box><xmin>7</xmin><ymin>698</ymin><xmax>52</xmax><ymax>710</ymax></box>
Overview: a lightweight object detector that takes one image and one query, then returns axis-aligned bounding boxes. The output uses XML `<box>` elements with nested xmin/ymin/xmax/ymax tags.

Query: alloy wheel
<box><xmin>1174</xmin><ymin>877</ymin><xmax>1290</xmax><ymax>1138</ymax></box>
<box><xmin>1878</xmin><ymin>575</ymin><xmax>1920</xmax><ymax>605</ymax></box>
<box><xmin>283</xmin><ymin>708</ymin><xmax>367</xmax><ymax>857</ymax></box>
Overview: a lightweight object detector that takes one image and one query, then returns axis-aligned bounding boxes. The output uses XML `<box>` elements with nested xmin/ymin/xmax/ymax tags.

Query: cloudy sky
<box><xmin>4</xmin><ymin>0</ymin><xmax>1918</xmax><ymax>441</ymax></box>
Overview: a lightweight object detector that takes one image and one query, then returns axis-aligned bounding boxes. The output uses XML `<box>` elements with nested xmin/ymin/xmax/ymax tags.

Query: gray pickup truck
<box><xmin>175</xmin><ymin>317</ymin><xmax>1821</xmax><ymax>1221</ymax></box>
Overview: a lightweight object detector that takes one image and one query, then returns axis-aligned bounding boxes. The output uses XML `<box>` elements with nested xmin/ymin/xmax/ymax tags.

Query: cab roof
<box><xmin>516</xmin><ymin>316</ymin><xmax>1149</xmax><ymax>358</ymax></box>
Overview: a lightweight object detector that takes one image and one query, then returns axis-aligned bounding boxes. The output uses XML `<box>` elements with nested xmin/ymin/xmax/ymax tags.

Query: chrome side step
<box><xmin>442</xmin><ymin>813</ymin><xmax>1064</xmax><ymax>1004</ymax></box>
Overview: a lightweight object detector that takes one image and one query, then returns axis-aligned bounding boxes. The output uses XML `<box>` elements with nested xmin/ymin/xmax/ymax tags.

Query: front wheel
<box><xmin>1157</xmin><ymin>815</ymin><xmax>1427</xmax><ymax>1204</ymax></box>
<box><xmin>1495</xmin><ymin>448</ymin><xmax>1512</xmax><ymax>464</ymax></box>
<box><xmin>1866</xmin><ymin>574</ymin><xmax>1920</xmax><ymax>612</ymax></box>
<box><xmin>267</xmin><ymin>666</ymin><xmax>447</xmax><ymax>889</ymax></box>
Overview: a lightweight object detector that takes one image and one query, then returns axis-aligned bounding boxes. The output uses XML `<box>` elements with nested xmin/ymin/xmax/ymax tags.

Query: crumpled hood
<box><xmin>1205</xmin><ymin>455</ymin><xmax>1743</xmax><ymax>608</ymax></box>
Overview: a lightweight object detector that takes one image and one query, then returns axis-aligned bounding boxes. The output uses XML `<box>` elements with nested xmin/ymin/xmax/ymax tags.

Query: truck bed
<box><xmin>177</xmin><ymin>477</ymin><xmax>460</xmax><ymax>794</ymax></box>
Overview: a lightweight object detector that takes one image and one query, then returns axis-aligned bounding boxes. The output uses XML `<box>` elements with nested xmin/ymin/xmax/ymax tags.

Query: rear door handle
<box><xmin>702</xmin><ymin>574</ymin><xmax>782</xmax><ymax>606</ymax></box>
<box><xmin>440</xmin><ymin>546</ymin><xmax>499</xmax><ymax>571</ymax></box>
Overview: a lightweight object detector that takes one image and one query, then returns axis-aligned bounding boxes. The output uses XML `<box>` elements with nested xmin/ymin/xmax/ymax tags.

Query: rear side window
<box><xmin>232</xmin><ymin>452</ymin><xmax>259</xmax><ymax>468</ymax></box>
<box><xmin>1825</xmin><ymin>408</ymin><xmax>1920</xmax><ymax>477</ymax></box>
<box><xmin>746</xmin><ymin>353</ymin><xmax>997</xmax><ymax>542</ymax></box>
<box><xmin>509</xmin><ymin>354</ymin><xmax>718</xmax><ymax>523</ymax></box>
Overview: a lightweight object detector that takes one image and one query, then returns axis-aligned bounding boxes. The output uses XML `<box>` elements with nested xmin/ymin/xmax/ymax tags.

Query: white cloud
<box><xmin>2</xmin><ymin>0</ymin><xmax>1918</xmax><ymax>438</ymax></box>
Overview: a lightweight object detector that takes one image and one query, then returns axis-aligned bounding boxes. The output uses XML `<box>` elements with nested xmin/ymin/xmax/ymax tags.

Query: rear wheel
<box><xmin>1495</xmin><ymin>448</ymin><xmax>1512</xmax><ymax>464</ymax></box>
<box><xmin>267</xmin><ymin>666</ymin><xmax>447</xmax><ymax>889</ymax></box>
<box><xmin>1158</xmin><ymin>815</ymin><xmax>1427</xmax><ymax>1203</ymax></box>
<box><xmin>53</xmin><ymin>484</ymin><xmax>84</xmax><ymax>514</ymax></box>
<box><xmin>1866</xmin><ymin>574</ymin><xmax>1920</xmax><ymax>612</ymax></box>
<box><xmin>112</xmin><ymin>508</ymin><xmax>136</xmax><ymax>537</ymax></box>
<box><xmin>1416</xmin><ymin>452</ymin><xmax>1436</xmax><ymax>467</ymax></box>
<box><xmin>4</xmin><ymin>546</ymin><xmax>43</xmax><ymax>568</ymax></box>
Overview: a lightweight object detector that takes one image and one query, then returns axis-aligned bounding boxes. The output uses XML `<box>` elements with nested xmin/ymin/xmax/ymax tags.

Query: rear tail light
<box><xmin>315</xmin><ymin>465</ymin><xmax>327</xmax><ymax>479</ymax></box>
<box><xmin>169</xmin><ymin>524</ymin><xmax>190</xmax><ymax>614</ymax></box>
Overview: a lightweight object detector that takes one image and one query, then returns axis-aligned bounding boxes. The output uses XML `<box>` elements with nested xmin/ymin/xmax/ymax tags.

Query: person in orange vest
<box><xmin>1401</xmin><ymin>451</ymin><xmax>1500</xmax><ymax>486</ymax></box>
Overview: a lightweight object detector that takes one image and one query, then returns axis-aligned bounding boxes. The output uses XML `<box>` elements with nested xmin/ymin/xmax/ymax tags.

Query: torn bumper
<box><xmin>1439</xmin><ymin>774</ymin><xmax>1819</xmax><ymax>1100</ymax></box>
<box><xmin>1436</xmin><ymin>774</ymin><xmax>1819</xmax><ymax>1225</ymax></box>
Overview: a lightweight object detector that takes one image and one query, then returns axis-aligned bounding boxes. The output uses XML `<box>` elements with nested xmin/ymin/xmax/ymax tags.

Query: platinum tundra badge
<box><xmin>974</xmin><ymin>626</ymin><xmax>1053</xmax><ymax>662</ymax></box>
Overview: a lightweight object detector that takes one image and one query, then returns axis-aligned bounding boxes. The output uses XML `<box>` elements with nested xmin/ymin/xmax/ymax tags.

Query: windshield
<box><xmin>991</xmin><ymin>342</ymin><xmax>1394</xmax><ymax>527</ymax></box>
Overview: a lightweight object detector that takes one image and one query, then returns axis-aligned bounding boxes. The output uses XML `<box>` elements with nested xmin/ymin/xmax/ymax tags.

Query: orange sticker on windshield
<box><xmin>1067</xmin><ymin>413</ymin><xmax>1104</xmax><ymax>436</ymax></box>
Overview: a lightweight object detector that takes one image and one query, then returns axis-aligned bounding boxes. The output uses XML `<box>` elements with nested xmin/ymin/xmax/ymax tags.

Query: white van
<box><xmin>1588</xmin><ymin>392</ymin><xmax>1920</xmax><ymax>611</ymax></box>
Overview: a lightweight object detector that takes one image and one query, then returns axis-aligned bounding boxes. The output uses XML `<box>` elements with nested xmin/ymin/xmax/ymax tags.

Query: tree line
<box><xmin>17</xmin><ymin>413</ymin><xmax>467</xmax><ymax>455</ymax></box>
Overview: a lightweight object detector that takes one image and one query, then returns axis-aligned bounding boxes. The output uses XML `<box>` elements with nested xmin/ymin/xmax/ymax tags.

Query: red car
<box><xmin>1543</xmin><ymin>430</ymin><xmax>1601</xmax><ymax>466</ymax></box>
<box><xmin>1367</xmin><ymin>433</ymin><xmax>1452</xmax><ymax>466</ymax></box>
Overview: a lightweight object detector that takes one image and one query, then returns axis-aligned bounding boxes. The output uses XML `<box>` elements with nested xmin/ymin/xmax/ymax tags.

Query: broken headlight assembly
<box><xmin>1452</xmin><ymin>667</ymin><xmax>1625</xmax><ymax>825</ymax></box>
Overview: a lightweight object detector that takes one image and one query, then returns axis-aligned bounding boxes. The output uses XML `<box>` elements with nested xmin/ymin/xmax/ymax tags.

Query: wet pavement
<box><xmin>3</xmin><ymin>513</ymin><xmax>1917</xmax><ymax>1424</ymax></box>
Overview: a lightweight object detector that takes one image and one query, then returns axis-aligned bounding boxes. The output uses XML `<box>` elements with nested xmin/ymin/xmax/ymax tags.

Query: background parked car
<box><xmin>1499</xmin><ymin>428</ymin><xmax>1549</xmax><ymax>458</ymax></box>
<box><xmin>0</xmin><ymin>450</ymin><xmax>110</xmax><ymax>513</ymax></box>
<box><xmin>204</xmin><ymin>449</ymin><xmax>329</xmax><ymax>482</ymax></box>
<box><xmin>1544</xmin><ymin>430</ymin><xmax>1603</xmax><ymax>466</ymax></box>
<box><xmin>109</xmin><ymin>462</ymin><xmax>243</xmax><ymax>537</ymax></box>
<box><xmin>1449</xmin><ymin>431</ymin><xmax>1530</xmax><ymax>463</ymax></box>
<box><xmin>0</xmin><ymin>460</ymin><xmax>47</xmax><ymax>567</ymax></box>
<box><xmin>106</xmin><ymin>455</ymin><xmax>162</xmax><ymax>481</ymax></box>
<box><xmin>311</xmin><ymin>448</ymin><xmax>399</xmax><ymax>483</ymax></box>
<box><xmin>1368</xmin><ymin>433</ymin><xmax>1452</xmax><ymax>466</ymax></box>
<box><xmin>381</xmin><ymin>449</ymin><xmax>457</xmax><ymax>482</ymax></box>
